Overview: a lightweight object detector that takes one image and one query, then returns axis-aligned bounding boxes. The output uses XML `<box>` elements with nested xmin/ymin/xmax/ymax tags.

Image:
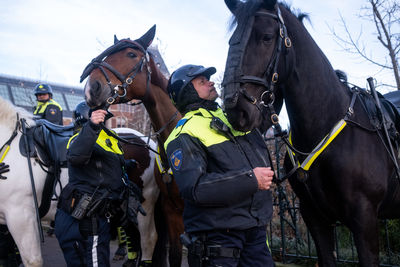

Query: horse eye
<box><xmin>127</xmin><ymin>52</ymin><xmax>137</xmax><ymax>58</ymax></box>
<box><xmin>262</xmin><ymin>34</ymin><xmax>274</xmax><ymax>43</ymax></box>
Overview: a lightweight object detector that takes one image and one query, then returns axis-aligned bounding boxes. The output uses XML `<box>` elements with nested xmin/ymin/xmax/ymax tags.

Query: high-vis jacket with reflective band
<box><xmin>164</xmin><ymin>107</ymin><xmax>273</xmax><ymax>233</ymax></box>
<box><xmin>34</xmin><ymin>99</ymin><xmax>63</xmax><ymax>125</ymax></box>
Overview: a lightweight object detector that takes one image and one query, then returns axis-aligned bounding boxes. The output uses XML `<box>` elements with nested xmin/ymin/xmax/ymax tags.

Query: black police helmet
<box><xmin>167</xmin><ymin>64</ymin><xmax>216</xmax><ymax>104</ymax></box>
<box><xmin>73</xmin><ymin>101</ymin><xmax>90</xmax><ymax>127</ymax></box>
<box><xmin>34</xmin><ymin>83</ymin><xmax>53</xmax><ymax>96</ymax></box>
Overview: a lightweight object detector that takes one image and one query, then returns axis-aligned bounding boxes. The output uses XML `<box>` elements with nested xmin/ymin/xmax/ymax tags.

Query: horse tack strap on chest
<box><xmin>287</xmin><ymin>119</ymin><xmax>347</xmax><ymax>171</ymax></box>
<box><xmin>0</xmin><ymin>113</ymin><xmax>19</xmax><ymax>163</ymax></box>
<box><xmin>286</xmin><ymin>91</ymin><xmax>358</xmax><ymax>172</ymax></box>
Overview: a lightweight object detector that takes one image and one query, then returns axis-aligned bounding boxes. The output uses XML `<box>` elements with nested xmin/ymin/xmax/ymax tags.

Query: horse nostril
<box><xmin>90</xmin><ymin>80</ymin><xmax>101</xmax><ymax>94</ymax></box>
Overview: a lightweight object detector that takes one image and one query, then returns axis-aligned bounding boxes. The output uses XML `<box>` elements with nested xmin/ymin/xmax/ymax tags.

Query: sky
<box><xmin>0</xmin><ymin>0</ymin><xmax>396</xmax><ymax>103</ymax></box>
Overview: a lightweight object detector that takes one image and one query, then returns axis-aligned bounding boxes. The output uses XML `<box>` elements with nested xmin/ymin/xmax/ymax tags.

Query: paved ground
<box><xmin>39</xmin><ymin>231</ymin><xmax>298</xmax><ymax>267</ymax></box>
<box><xmin>41</xmin><ymin>233</ymin><xmax>124</xmax><ymax>267</ymax></box>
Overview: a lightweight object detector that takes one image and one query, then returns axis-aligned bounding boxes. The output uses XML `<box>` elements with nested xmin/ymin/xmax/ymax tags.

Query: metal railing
<box><xmin>265</xmin><ymin>133</ymin><xmax>400</xmax><ymax>266</ymax></box>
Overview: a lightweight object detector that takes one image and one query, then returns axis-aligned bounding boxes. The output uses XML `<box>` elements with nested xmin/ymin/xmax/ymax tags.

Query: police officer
<box><xmin>165</xmin><ymin>65</ymin><xmax>275</xmax><ymax>267</ymax></box>
<box><xmin>55</xmin><ymin>102</ymin><xmax>143</xmax><ymax>267</ymax></box>
<box><xmin>33</xmin><ymin>83</ymin><xmax>63</xmax><ymax>125</ymax></box>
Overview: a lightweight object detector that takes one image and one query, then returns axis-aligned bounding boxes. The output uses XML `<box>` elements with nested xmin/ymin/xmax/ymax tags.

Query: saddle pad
<box><xmin>33</xmin><ymin>123</ymin><xmax>74</xmax><ymax>167</ymax></box>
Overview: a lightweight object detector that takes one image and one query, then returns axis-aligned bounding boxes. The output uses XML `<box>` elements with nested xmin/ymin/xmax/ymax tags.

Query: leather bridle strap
<box><xmin>80</xmin><ymin>39</ymin><xmax>150</xmax><ymax>106</ymax></box>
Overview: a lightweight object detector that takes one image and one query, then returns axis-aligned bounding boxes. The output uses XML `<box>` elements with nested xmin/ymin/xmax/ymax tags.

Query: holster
<box><xmin>58</xmin><ymin>184</ymin><xmax>111</xmax><ymax>219</ymax></box>
<box><xmin>57</xmin><ymin>184</ymin><xmax>80</xmax><ymax>214</ymax></box>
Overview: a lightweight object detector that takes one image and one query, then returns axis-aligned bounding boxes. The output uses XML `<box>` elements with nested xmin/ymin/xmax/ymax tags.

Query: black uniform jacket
<box><xmin>164</xmin><ymin>108</ymin><xmax>273</xmax><ymax>233</ymax></box>
<box><xmin>66</xmin><ymin>121</ymin><xmax>125</xmax><ymax>199</ymax></box>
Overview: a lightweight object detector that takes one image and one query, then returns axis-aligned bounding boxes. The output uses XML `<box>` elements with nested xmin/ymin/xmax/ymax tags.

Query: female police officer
<box><xmin>55</xmin><ymin>102</ymin><xmax>142</xmax><ymax>267</ymax></box>
<box><xmin>164</xmin><ymin>65</ymin><xmax>275</xmax><ymax>267</ymax></box>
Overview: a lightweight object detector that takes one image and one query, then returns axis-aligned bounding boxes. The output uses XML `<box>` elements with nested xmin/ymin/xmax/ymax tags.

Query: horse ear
<box><xmin>135</xmin><ymin>25</ymin><xmax>156</xmax><ymax>50</ymax></box>
<box><xmin>224</xmin><ymin>0</ymin><xmax>239</xmax><ymax>14</ymax></box>
<box><xmin>263</xmin><ymin>0</ymin><xmax>277</xmax><ymax>8</ymax></box>
<box><xmin>114</xmin><ymin>34</ymin><xmax>119</xmax><ymax>44</ymax></box>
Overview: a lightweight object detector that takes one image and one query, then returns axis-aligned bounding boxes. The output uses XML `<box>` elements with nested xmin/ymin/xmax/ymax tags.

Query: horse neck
<box><xmin>143</xmin><ymin>84</ymin><xmax>181</xmax><ymax>144</ymax></box>
<box><xmin>149</xmin><ymin>56</ymin><xmax>168</xmax><ymax>90</ymax></box>
<box><xmin>282</xmin><ymin>8</ymin><xmax>350</xmax><ymax>144</ymax></box>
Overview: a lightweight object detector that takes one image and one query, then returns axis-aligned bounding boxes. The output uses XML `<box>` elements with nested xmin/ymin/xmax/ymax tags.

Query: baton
<box><xmin>21</xmin><ymin>119</ymin><xmax>44</xmax><ymax>242</ymax></box>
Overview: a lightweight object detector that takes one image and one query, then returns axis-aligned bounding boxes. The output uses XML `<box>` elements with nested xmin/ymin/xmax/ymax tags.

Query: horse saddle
<box><xmin>19</xmin><ymin>119</ymin><xmax>75</xmax><ymax>167</ymax></box>
<box><xmin>357</xmin><ymin>89</ymin><xmax>400</xmax><ymax>142</ymax></box>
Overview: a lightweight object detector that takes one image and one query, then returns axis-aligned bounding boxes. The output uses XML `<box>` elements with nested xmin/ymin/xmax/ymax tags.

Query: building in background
<box><xmin>0</xmin><ymin>46</ymin><xmax>169</xmax><ymax>135</ymax></box>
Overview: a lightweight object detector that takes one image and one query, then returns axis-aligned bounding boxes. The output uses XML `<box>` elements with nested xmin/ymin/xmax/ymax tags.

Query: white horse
<box><xmin>0</xmin><ymin>96</ymin><xmax>65</xmax><ymax>267</ymax></box>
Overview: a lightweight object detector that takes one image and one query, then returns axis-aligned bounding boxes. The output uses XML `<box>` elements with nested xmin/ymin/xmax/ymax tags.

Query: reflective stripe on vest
<box><xmin>67</xmin><ymin>129</ymin><xmax>123</xmax><ymax>154</ymax></box>
<box><xmin>155</xmin><ymin>146</ymin><xmax>173</xmax><ymax>175</ymax></box>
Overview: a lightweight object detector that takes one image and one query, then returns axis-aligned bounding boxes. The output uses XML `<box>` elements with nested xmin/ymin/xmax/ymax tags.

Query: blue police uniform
<box><xmin>165</xmin><ymin>107</ymin><xmax>274</xmax><ymax>267</ymax></box>
<box><xmin>55</xmin><ymin>120</ymin><xmax>125</xmax><ymax>267</ymax></box>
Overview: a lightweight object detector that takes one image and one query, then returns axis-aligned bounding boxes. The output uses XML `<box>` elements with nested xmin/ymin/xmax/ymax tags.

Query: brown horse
<box><xmin>222</xmin><ymin>0</ymin><xmax>400</xmax><ymax>266</ymax></box>
<box><xmin>81</xmin><ymin>26</ymin><xmax>184</xmax><ymax>267</ymax></box>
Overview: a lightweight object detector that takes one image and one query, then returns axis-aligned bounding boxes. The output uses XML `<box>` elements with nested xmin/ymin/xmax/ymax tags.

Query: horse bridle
<box><xmin>80</xmin><ymin>38</ymin><xmax>179</xmax><ymax>147</ymax></box>
<box><xmin>80</xmin><ymin>39</ymin><xmax>152</xmax><ymax>108</ymax></box>
<box><xmin>223</xmin><ymin>5</ymin><xmax>292</xmax><ymax>124</ymax></box>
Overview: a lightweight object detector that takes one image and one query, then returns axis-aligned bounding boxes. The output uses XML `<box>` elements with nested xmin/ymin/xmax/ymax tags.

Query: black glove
<box><xmin>0</xmin><ymin>162</ymin><xmax>10</xmax><ymax>180</ymax></box>
<box><xmin>125</xmin><ymin>159</ymin><xmax>138</xmax><ymax>170</ymax></box>
<box><xmin>120</xmin><ymin>183</ymin><xmax>146</xmax><ymax>228</ymax></box>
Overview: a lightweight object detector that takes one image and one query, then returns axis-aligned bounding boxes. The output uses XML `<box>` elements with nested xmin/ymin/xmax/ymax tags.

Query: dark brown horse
<box><xmin>81</xmin><ymin>26</ymin><xmax>184</xmax><ymax>267</ymax></box>
<box><xmin>222</xmin><ymin>0</ymin><xmax>400</xmax><ymax>266</ymax></box>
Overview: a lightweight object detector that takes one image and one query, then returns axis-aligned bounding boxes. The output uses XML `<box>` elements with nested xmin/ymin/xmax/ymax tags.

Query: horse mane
<box><xmin>0</xmin><ymin>96</ymin><xmax>35</xmax><ymax>130</ymax></box>
<box><xmin>148</xmin><ymin>53</ymin><xmax>169</xmax><ymax>92</ymax></box>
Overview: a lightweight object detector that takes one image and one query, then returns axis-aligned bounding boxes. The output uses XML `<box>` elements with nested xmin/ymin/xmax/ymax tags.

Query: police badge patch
<box><xmin>170</xmin><ymin>149</ymin><xmax>183</xmax><ymax>171</ymax></box>
<box><xmin>49</xmin><ymin>108</ymin><xmax>57</xmax><ymax>115</ymax></box>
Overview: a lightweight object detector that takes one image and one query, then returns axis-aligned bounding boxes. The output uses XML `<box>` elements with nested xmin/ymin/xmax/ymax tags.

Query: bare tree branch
<box><xmin>329</xmin><ymin>0</ymin><xmax>400</xmax><ymax>90</ymax></box>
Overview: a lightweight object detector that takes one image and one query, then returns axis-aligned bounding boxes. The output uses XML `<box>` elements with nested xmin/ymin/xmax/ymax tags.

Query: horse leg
<box><xmin>299</xmin><ymin>202</ymin><xmax>337</xmax><ymax>267</ymax></box>
<box><xmin>152</xmin><ymin>194</ymin><xmax>168</xmax><ymax>267</ymax></box>
<box><xmin>346</xmin><ymin>206</ymin><xmax>379</xmax><ymax>266</ymax></box>
<box><xmin>138</xmin><ymin>175</ymin><xmax>159</xmax><ymax>263</ymax></box>
<box><xmin>6</xmin><ymin>208</ymin><xmax>43</xmax><ymax>267</ymax></box>
<box><xmin>163</xmin><ymin>198</ymin><xmax>184</xmax><ymax>267</ymax></box>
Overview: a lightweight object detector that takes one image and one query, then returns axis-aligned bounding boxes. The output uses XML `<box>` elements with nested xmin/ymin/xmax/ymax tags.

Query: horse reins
<box><xmin>99</xmin><ymin>109</ymin><xmax>179</xmax><ymax>156</ymax></box>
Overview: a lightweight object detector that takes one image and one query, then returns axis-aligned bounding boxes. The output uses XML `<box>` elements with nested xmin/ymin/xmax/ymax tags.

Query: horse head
<box><xmin>223</xmin><ymin>0</ymin><xmax>292</xmax><ymax>132</ymax></box>
<box><xmin>81</xmin><ymin>25</ymin><xmax>157</xmax><ymax>108</ymax></box>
